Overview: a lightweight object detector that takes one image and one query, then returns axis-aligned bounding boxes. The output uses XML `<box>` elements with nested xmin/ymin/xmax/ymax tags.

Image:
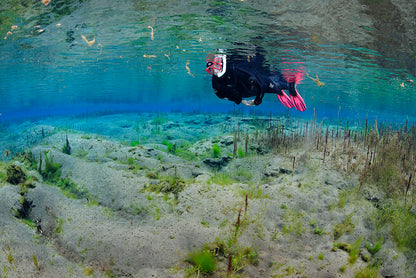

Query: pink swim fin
<box><xmin>277</xmin><ymin>90</ymin><xmax>294</xmax><ymax>108</ymax></box>
<box><xmin>288</xmin><ymin>84</ymin><xmax>306</xmax><ymax>112</ymax></box>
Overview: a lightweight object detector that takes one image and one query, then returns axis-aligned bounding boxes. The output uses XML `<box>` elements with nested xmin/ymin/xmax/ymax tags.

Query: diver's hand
<box><xmin>241</xmin><ymin>99</ymin><xmax>255</xmax><ymax>106</ymax></box>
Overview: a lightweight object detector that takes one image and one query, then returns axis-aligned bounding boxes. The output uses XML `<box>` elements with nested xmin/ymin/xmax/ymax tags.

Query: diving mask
<box><xmin>206</xmin><ymin>54</ymin><xmax>226</xmax><ymax>77</ymax></box>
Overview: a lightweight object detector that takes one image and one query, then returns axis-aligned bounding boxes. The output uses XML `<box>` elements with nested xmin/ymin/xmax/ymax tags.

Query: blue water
<box><xmin>1</xmin><ymin>0</ymin><xmax>415</xmax><ymax>123</ymax></box>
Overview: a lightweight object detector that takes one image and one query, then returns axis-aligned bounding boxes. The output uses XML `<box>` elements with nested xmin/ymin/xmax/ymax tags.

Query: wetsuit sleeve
<box><xmin>253</xmin><ymin>85</ymin><xmax>264</xmax><ymax>105</ymax></box>
<box><xmin>248</xmin><ymin>77</ymin><xmax>264</xmax><ymax>105</ymax></box>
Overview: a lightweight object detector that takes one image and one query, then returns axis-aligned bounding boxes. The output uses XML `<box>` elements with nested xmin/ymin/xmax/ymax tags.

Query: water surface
<box><xmin>0</xmin><ymin>0</ymin><xmax>415</xmax><ymax>122</ymax></box>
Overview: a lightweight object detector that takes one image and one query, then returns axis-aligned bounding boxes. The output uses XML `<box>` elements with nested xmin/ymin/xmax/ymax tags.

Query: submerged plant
<box><xmin>373</xmin><ymin>203</ymin><xmax>416</xmax><ymax>251</ymax></box>
<box><xmin>6</xmin><ymin>164</ymin><xmax>27</xmax><ymax>185</ymax></box>
<box><xmin>2</xmin><ymin>246</ymin><xmax>15</xmax><ymax>264</ymax></box>
<box><xmin>349</xmin><ymin>236</ymin><xmax>362</xmax><ymax>264</ymax></box>
<box><xmin>167</xmin><ymin>142</ymin><xmax>176</xmax><ymax>153</ymax></box>
<box><xmin>83</xmin><ymin>267</ymin><xmax>94</xmax><ymax>276</ymax></box>
<box><xmin>314</xmin><ymin>227</ymin><xmax>323</xmax><ymax>235</ymax></box>
<box><xmin>212</xmin><ymin>143</ymin><xmax>221</xmax><ymax>158</ymax></box>
<box><xmin>62</xmin><ymin>135</ymin><xmax>71</xmax><ymax>155</ymax></box>
<box><xmin>237</xmin><ymin>147</ymin><xmax>245</xmax><ymax>158</ymax></box>
<box><xmin>282</xmin><ymin>209</ymin><xmax>306</xmax><ymax>236</ymax></box>
<box><xmin>365</xmin><ymin>238</ymin><xmax>383</xmax><ymax>256</ymax></box>
<box><xmin>187</xmin><ymin>250</ymin><xmax>216</xmax><ymax>274</ymax></box>
<box><xmin>207</xmin><ymin>172</ymin><xmax>235</xmax><ymax>186</ymax></box>
<box><xmin>56</xmin><ymin>178</ymin><xmax>88</xmax><ymax>199</ymax></box>
<box><xmin>354</xmin><ymin>265</ymin><xmax>380</xmax><ymax>278</ymax></box>
<box><xmin>333</xmin><ymin>213</ymin><xmax>355</xmax><ymax>240</ymax></box>
<box><xmin>144</xmin><ymin>167</ymin><xmax>186</xmax><ymax>199</ymax></box>
<box><xmin>54</xmin><ymin>218</ymin><xmax>64</xmax><ymax>234</ymax></box>
<box><xmin>32</xmin><ymin>254</ymin><xmax>40</xmax><ymax>270</ymax></box>
<box><xmin>130</xmin><ymin>140</ymin><xmax>140</xmax><ymax>147</ymax></box>
<box><xmin>41</xmin><ymin>151</ymin><xmax>61</xmax><ymax>183</ymax></box>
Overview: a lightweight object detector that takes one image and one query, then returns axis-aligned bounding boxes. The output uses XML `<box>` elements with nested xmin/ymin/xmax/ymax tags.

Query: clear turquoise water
<box><xmin>1</xmin><ymin>0</ymin><xmax>415</xmax><ymax>122</ymax></box>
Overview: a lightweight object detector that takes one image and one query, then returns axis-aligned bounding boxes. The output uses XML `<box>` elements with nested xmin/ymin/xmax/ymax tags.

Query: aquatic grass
<box><xmin>175</xmin><ymin>148</ymin><xmax>198</xmax><ymax>161</ymax></box>
<box><xmin>365</xmin><ymin>238</ymin><xmax>383</xmax><ymax>256</ymax></box>
<box><xmin>32</xmin><ymin>254</ymin><xmax>40</xmax><ymax>270</ymax></box>
<box><xmin>145</xmin><ymin>171</ymin><xmax>158</xmax><ymax>179</ymax></box>
<box><xmin>164</xmin><ymin>140</ymin><xmax>201</xmax><ymax>161</ymax></box>
<box><xmin>207</xmin><ymin>172</ymin><xmax>235</xmax><ymax>186</ymax></box>
<box><xmin>2</xmin><ymin>246</ymin><xmax>15</xmax><ymax>264</ymax></box>
<box><xmin>41</xmin><ymin>151</ymin><xmax>61</xmax><ymax>183</ymax></box>
<box><xmin>187</xmin><ymin>195</ymin><xmax>261</xmax><ymax>276</ymax></box>
<box><xmin>56</xmin><ymin>178</ymin><xmax>88</xmax><ymax>199</ymax></box>
<box><xmin>238</xmin><ymin>183</ymin><xmax>269</xmax><ymax>199</ymax></box>
<box><xmin>309</xmin><ymin>218</ymin><xmax>317</xmax><ymax>227</ymax></box>
<box><xmin>21</xmin><ymin>218</ymin><xmax>37</xmax><ymax>229</ymax></box>
<box><xmin>0</xmin><ymin>169</ymin><xmax>5</xmax><ymax>182</ymax></box>
<box><xmin>354</xmin><ymin>266</ymin><xmax>380</xmax><ymax>278</ymax></box>
<box><xmin>143</xmin><ymin>167</ymin><xmax>187</xmax><ymax>199</ymax></box>
<box><xmin>167</xmin><ymin>142</ymin><xmax>175</xmax><ymax>153</ymax></box>
<box><xmin>54</xmin><ymin>218</ymin><xmax>64</xmax><ymax>234</ymax></box>
<box><xmin>282</xmin><ymin>209</ymin><xmax>306</xmax><ymax>236</ymax></box>
<box><xmin>34</xmin><ymin>150</ymin><xmax>86</xmax><ymax>200</ymax></box>
<box><xmin>237</xmin><ymin>147</ymin><xmax>245</xmax><ymax>158</ymax></box>
<box><xmin>233</xmin><ymin>167</ymin><xmax>253</xmax><ymax>182</ymax></box>
<box><xmin>16</xmin><ymin>151</ymin><xmax>38</xmax><ymax>170</ymax></box>
<box><xmin>339</xmin><ymin>265</ymin><xmax>347</xmax><ymax>273</ymax></box>
<box><xmin>229</xmin><ymin>245</ymin><xmax>259</xmax><ymax>272</ymax></box>
<box><xmin>74</xmin><ymin>148</ymin><xmax>89</xmax><ymax>159</ymax></box>
<box><xmin>130</xmin><ymin>140</ymin><xmax>140</xmax><ymax>147</ymax></box>
<box><xmin>333</xmin><ymin>213</ymin><xmax>355</xmax><ymax>240</ymax></box>
<box><xmin>212</xmin><ymin>143</ymin><xmax>221</xmax><ymax>158</ymax></box>
<box><xmin>373</xmin><ymin>202</ymin><xmax>416</xmax><ymax>251</ymax></box>
<box><xmin>151</xmin><ymin>114</ymin><xmax>167</xmax><ymax>125</ymax></box>
<box><xmin>314</xmin><ymin>227</ymin><xmax>323</xmax><ymax>235</ymax></box>
<box><xmin>358</xmin><ymin>120</ymin><xmax>416</xmax><ymax>203</ymax></box>
<box><xmin>348</xmin><ymin>236</ymin><xmax>362</xmax><ymax>264</ymax></box>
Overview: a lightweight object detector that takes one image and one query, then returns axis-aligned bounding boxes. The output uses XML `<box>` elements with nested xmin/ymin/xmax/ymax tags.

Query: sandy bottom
<box><xmin>0</xmin><ymin>112</ymin><xmax>414</xmax><ymax>277</ymax></box>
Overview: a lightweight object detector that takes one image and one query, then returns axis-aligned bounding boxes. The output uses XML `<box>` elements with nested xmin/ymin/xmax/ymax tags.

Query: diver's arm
<box><xmin>254</xmin><ymin>91</ymin><xmax>264</xmax><ymax>105</ymax></box>
<box><xmin>250</xmin><ymin>79</ymin><xmax>264</xmax><ymax>105</ymax></box>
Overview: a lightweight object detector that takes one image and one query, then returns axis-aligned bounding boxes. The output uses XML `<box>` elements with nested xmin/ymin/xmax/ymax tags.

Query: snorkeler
<box><xmin>206</xmin><ymin>52</ymin><xmax>306</xmax><ymax>111</ymax></box>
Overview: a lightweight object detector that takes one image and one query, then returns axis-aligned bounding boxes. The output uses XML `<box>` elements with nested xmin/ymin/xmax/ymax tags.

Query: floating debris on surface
<box><xmin>306</xmin><ymin>72</ymin><xmax>325</xmax><ymax>87</ymax></box>
<box><xmin>148</xmin><ymin>26</ymin><xmax>154</xmax><ymax>41</ymax></box>
<box><xmin>186</xmin><ymin>60</ymin><xmax>193</xmax><ymax>77</ymax></box>
<box><xmin>81</xmin><ymin>35</ymin><xmax>95</xmax><ymax>46</ymax></box>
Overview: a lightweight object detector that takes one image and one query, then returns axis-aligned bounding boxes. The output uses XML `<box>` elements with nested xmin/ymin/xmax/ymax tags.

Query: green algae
<box><xmin>187</xmin><ymin>250</ymin><xmax>216</xmax><ymax>274</ymax></box>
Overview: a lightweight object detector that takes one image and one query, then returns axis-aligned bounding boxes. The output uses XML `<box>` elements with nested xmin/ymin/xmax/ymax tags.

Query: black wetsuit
<box><xmin>212</xmin><ymin>55</ymin><xmax>293</xmax><ymax>105</ymax></box>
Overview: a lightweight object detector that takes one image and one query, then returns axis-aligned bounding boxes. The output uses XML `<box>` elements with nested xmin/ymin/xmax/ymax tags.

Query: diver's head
<box><xmin>206</xmin><ymin>54</ymin><xmax>226</xmax><ymax>77</ymax></box>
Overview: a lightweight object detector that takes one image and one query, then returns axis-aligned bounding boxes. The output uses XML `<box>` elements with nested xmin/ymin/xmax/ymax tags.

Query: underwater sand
<box><xmin>0</xmin><ymin>112</ymin><xmax>414</xmax><ymax>278</ymax></box>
